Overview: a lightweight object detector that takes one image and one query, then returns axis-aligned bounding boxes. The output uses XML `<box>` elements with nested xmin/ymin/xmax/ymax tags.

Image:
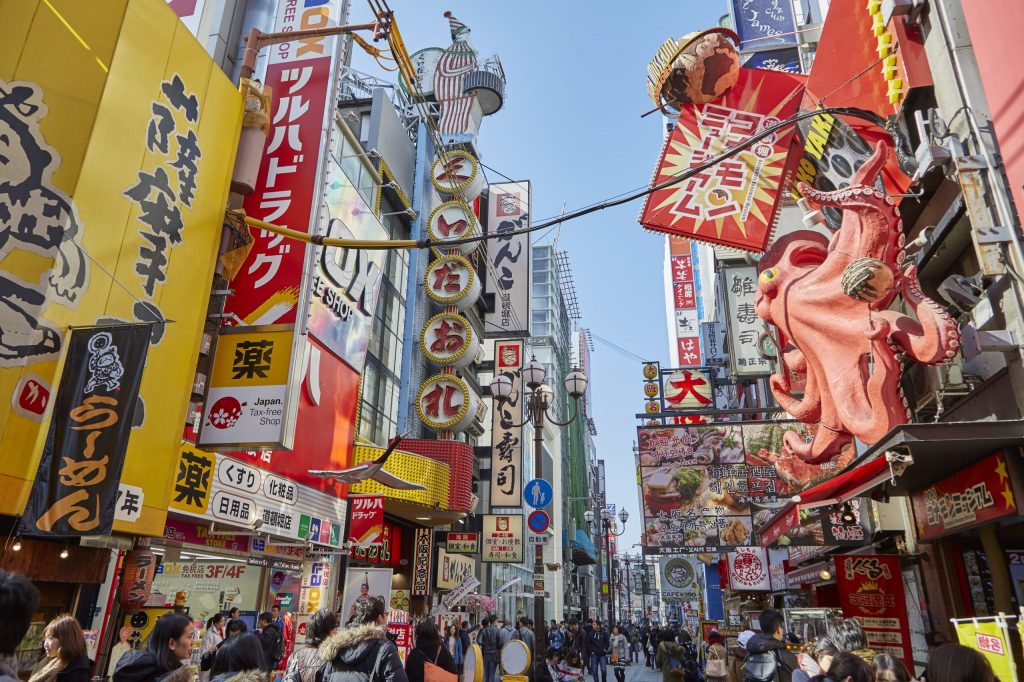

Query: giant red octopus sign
<box><xmin>755</xmin><ymin>142</ymin><xmax>960</xmax><ymax>462</ymax></box>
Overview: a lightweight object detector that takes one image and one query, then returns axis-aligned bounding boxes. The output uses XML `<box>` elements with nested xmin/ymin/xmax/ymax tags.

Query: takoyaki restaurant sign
<box><xmin>638</xmin><ymin>421</ymin><xmax>856</xmax><ymax>554</ymax></box>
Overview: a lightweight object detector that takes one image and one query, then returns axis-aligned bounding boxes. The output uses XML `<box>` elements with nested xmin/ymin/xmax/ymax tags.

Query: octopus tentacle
<box><xmin>769</xmin><ymin>357</ymin><xmax>821</xmax><ymax>423</ymax></box>
<box><xmin>882</xmin><ymin>265</ymin><xmax>961</xmax><ymax>364</ymax></box>
<box><xmin>783</xmin><ymin>424</ymin><xmax>851</xmax><ymax>464</ymax></box>
<box><xmin>838</xmin><ymin>320</ymin><xmax>907</xmax><ymax>444</ymax></box>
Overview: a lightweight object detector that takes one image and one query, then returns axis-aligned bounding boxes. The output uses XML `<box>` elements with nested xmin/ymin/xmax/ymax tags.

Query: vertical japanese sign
<box><xmin>729</xmin><ymin>0</ymin><xmax>798</xmax><ymax>51</ymax></box>
<box><xmin>348</xmin><ymin>495</ymin><xmax>385</xmax><ymax>546</ymax></box>
<box><xmin>411</xmin><ymin>528</ymin><xmax>433</xmax><ymax>596</ymax></box>
<box><xmin>22</xmin><ymin>325</ymin><xmax>151</xmax><ymax>535</ymax></box>
<box><xmin>484</xmin><ymin>182</ymin><xmax>531</xmax><ymax>336</ymax></box>
<box><xmin>952</xmin><ymin>617</ymin><xmax>1019</xmax><ymax>682</ymax></box>
<box><xmin>199</xmin><ymin>327</ymin><xmax>293</xmax><ymax>449</ymax></box>
<box><xmin>482</xmin><ymin>514</ymin><xmax>524</xmax><ymax>562</ymax></box>
<box><xmin>639</xmin><ymin>68</ymin><xmax>804</xmax><ymax>252</ymax></box>
<box><xmin>490</xmin><ymin>340</ymin><xmax>524</xmax><ymax>507</ymax></box>
<box><xmin>224</xmin><ymin>0</ymin><xmax>345</xmax><ymax>326</ymax></box>
<box><xmin>721</xmin><ymin>264</ymin><xmax>771</xmax><ymax>377</ymax></box>
<box><xmin>670</xmin><ymin>239</ymin><xmax>702</xmax><ymax>366</ymax></box>
<box><xmin>836</xmin><ymin>555</ymin><xmax>914</xmax><ymax>672</ymax></box>
<box><xmin>700</xmin><ymin>321</ymin><xmax>733</xmax><ymax>409</ymax></box>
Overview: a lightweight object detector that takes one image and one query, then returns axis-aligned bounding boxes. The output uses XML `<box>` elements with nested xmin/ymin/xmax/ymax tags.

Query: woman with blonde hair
<box><xmin>28</xmin><ymin>615</ymin><xmax>92</xmax><ymax>682</ymax></box>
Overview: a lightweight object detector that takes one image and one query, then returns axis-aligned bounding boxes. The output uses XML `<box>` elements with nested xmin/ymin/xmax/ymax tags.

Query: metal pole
<box><xmin>533</xmin><ymin>399</ymin><xmax>547</xmax><ymax>676</ymax></box>
<box><xmin>641</xmin><ymin>560</ymin><xmax>650</xmax><ymax>626</ymax></box>
<box><xmin>605</xmin><ymin>528</ymin><xmax>615</xmax><ymax>624</ymax></box>
<box><xmin>624</xmin><ymin>557</ymin><xmax>632</xmax><ymax>624</ymax></box>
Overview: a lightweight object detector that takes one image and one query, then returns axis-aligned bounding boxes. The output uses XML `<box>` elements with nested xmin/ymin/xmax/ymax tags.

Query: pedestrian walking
<box><xmin>704</xmin><ymin>630</ymin><xmax>726</xmax><ymax>682</ymax></box>
<box><xmin>629</xmin><ymin>627</ymin><xmax>640</xmax><ymax>664</ymax></box>
<box><xmin>317</xmin><ymin>596</ymin><xmax>407</xmax><ymax>682</ymax></box>
<box><xmin>655</xmin><ymin>630</ymin><xmax>690</xmax><ymax>682</ymax></box>
<box><xmin>256</xmin><ymin>612</ymin><xmax>283</xmax><ymax>672</ymax></box>
<box><xmin>28</xmin><ymin>615</ymin><xmax>92</xmax><ymax>682</ymax></box>
<box><xmin>200</xmin><ymin>614</ymin><xmax>226</xmax><ymax>682</ymax></box>
<box><xmin>445</xmin><ymin>625</ymin><xmax>463</xmax><ymax>670</ymax></box>
<box><xmin>405</xmin><ymin>621</ymin><xmax>458</xmax><ymax>682</ymax></box>
<box><xmin>284</xmin><ymin>609</ymin><xmax>337</xmax><ymax>682</ymax></box>
<box><xmin>478</xmin><ymin>616</ymin><xmax>501</xmax><ymax>682</ymax></box>
<box><xmin>547</xmin><ymin>621</ymin><xmax>565</xmax><ymax>656</ymax></box>
<box><xmin>0</xmin><ymin>570</ymin><xmax>39</xmax><ymax>682</ymax></box>
<box><xmin>209</xmin><ymin>633</ymin><xmax>266</xmax><ymax>682</ymax></box>
<box><xmin>586</xmin><ymin>621</ymin><xmax>610</xmax><ymax>682</ymax></box>
<box><xmin>113</xmin><ymin>613</ymin><xmax>195</xmax><ymax>682</ymax></box>
<box><xmin>608</xmin><ymin>626</ymin><xmax>628</xmax><ymax>682</ymax></box>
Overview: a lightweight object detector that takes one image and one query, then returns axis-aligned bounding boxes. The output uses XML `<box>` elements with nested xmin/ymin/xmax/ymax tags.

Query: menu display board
<box><xmin>640</xmin><ymin>421</ymin><xmax>856</xmax><ymax>554</ymax></box>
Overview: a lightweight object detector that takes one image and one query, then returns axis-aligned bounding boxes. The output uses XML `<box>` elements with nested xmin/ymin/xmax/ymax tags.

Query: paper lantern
<box><xmin>120</xmin><ymin>549</ymin><xmax>157</xmax><ymax>609</ymax></box>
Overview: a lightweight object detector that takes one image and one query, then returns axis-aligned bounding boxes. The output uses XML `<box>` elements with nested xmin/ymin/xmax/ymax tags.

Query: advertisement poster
<box><xmin>952</xmin><ymin>617</ymin><xmax>1019</xmax><ymax>682</ymax></box>
<box><xmin>199</xmin><ymin>327</ymin><xmax>294</xmax><ymax>449</ymax></box>
<box><xmin>639</xmin><ymin>422</ymin><xmax>856</xmax><ymax>554</ymax></box>
<box><xmin>152</xmin><ymin>561</ymin><xmax>261</xmax><ymax>622</ymax></box>
<box><xmin>639</xmin><ymin>68</ymin><xmax>805</xmax><ymax>252</ymax></box>
<box><xmin>22</xmin><ymin>325</ymin><xmax>151</xmax><ymax>536</ymax></box>
<box><xmin>911</xmin><ymin>452</ymin><xmax>1017</xmax><ymax>542</ymax></box>
<box><xmin>340</xmin><ymin>567</ymin><xmax>393</xmax><ymax>624</ymax></box>
<box><xmin>482</xmin><ymin>514</ymin><xmax>524</xmax><ymax>563</ymax></box>
<box><xmin>436</xmin><ymin>549</ymin><xmax>476</xmax><ymax>591</ymax></box>
<box><xmin>660</xmin><ymin>556</ymin><xmax>704</xmax><ymax>613</ymax></box>
<box><xmin>730</xmin><ymin>0</ymin><xmax>798</xmax><ymax>50</ymax></box>
<box><xmin>348</xmin><ymin>495</ymin><xmax>385</xmax><ymax>546</ymax></box>
<box><xmin>490</xmin><ymin>340</ymin><xmax>524</xmax><ymax>507</ymax></box>
<box><xmin>836</xmin><ymin>555</ymin><xmax>913</xmax><ymax>672</ymax></box>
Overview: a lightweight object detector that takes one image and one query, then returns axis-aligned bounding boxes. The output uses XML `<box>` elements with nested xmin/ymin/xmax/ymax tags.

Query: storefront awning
<box><xmin>759</xmin><ymin>419</ymin><xmax>1024</xmax><ymax>545</ymax></box>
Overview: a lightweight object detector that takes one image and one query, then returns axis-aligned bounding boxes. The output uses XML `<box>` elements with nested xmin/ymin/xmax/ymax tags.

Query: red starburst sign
<box><xmin>639</xmin><ymin>68</ymin><xmax>806</xmax><ymax>252</ymax></box>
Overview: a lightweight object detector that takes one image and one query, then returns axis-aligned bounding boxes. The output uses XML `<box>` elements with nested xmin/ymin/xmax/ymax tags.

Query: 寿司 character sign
<box><xmin>424</xmin><ymin>254</ymin><xmax>481</xmax><ymax>310</ymax></box>
<box><xmin>416</xmin><ymin>374</ymin><xmax>480</xmax><ymax>433</ymax></box>
<box><xmin>420</xmin><ymin>312</ymin><xmax>479</xmax><ymax>369</ymax></box>
<box><xmin>639</xmin><ymin>67</ymin><xmax>805</xmax><ymax>252</ymax></box>
<box><xmin>427</xmin><ymin>201</ymin><xmax>478</xmax><ymax>255</ymax></box>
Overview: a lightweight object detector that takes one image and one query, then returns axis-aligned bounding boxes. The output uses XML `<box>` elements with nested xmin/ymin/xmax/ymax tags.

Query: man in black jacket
<box><xmin>743</xmin><ymin>611</ymin><xmax>798</xmax><ymax>682</ymax></box>
<box><xmin>478</xmin><ymin>615</ymin><xmax>502</xmax><ymax>682</ymax></box>
<box><xmin>257</xmin><ymin>611</ymin><xmax>283</xmax><ymax>672</ymax></box>
<box><xmin>586</xmin><ymin>621</ymin><xmax>610</xmax><ymax>682</ymax></box>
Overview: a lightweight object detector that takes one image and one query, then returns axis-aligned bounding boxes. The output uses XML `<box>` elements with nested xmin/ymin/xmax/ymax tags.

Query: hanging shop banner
<box><xmin>447</xmin><ymin>532</ymin><xmax>480</xmax><ymax>554</ymax></box>
<box><xmin>660</xmin><ymin>556</ymin><xmax>704</xmax><ymax>602</ymax></box>
<box><xmin>168</xmin><ymin>444</ymin><xmax>346</xmax><ymax>547</ymax></box>
<box><xmin>483</xmin><ymin>182</ymin><xmax>531</xmax><ymax>336</ymax></box>
<box><xmin>911</xmin><ymin>452</ymin><xmax>1018</xmax><ymax>542</ymax></box>
<box><xmin>350</xmin><ymin>520</ymin><xmax>402</xmax><ymax>567</ymax></box>
<box><xmin>437</xmin><ymin>548</ymin><xmax>477</xmax><ymax>590</ymax></box>
<box><xmin>769</xmin><ymin>548</ymin><xmax>789</xmax><ymax>592</ymax></box>
<box><xmin>700</xmin><ymin>321</ymin><xmax>733</xmax><ymax>410</ymax></box>
<box><xmin>22</xmin><ymin>325</ymin><xmax>151</xmax><ymax>535</ymax></box>
<box><xmin>0</xmin><ymin>0</ymin><xmax>243</xmax><ymax>536</ymax></box>
<box><xmin>639</xmin><ymin>68</ymin><xmax>805</xmax><ymax>252</ymax></box>
<box><xmin>442</xmin><ymin>573</ymin><xmax>481</xmax><ymax>611</ymax></box>
<box><xmin>490</xmin><ymin>339</ymin><xmax>524</xmax><ymax>507</ymax></box>
<box><xmin>743</xmin><ymin>49</ymin><xmax>801</xmax><ymax>74</ymax></box>
<box><xmin>225</xmin><ymin>0</ymin><xmax>345</xmax><ymax>326</ymax></box>
<box><xmin>670</xmin><ymin>242</ymin><xmax>703</xmax><ymax>366</ymax></box>
<box><xmin>341</xmin><ymin>567</ymin><xmax>394</xmax><ymax>624</ymax></box>
<box><xmin>199</xmin><ymin>327</ymin><xmax>293</xmax><ymax>449</ymax></box>
<box><xmin>482</xmin><ymin>514</ymin><xmax>524</xmax><ymax>563</ymax></box>
<box><xmin>348</xmin><ymin>495</ymin><xmax>386</xmax><ymax>546</ymax></box>
<box><xmin>411</xmin><ymin>528</ymin><xmax>433</xmax><ymax>596</ymax></box>
<box><xmin>721</xmin><ymin>264</ymin><xmax>771</xmax><ymax>377</ymax></box>
<box><xmin>639</xmin><ymin>421</ymin><xmax>857</xmax><ymax>554</ymax></box>
<box><xmin>836</xmin><ymin>555</ymin><xmax>914</xmax><ymax>672</ymax></box>
<box><xmin>730</xmin><ymin>0</ymin><xmax>798</xmax><ymax>51</ymax></box>
<box><xmin>727</xmin><ymin>547</ymin><xmax>772</xmax><ymax>591</ymax></box>
<box><xmin>308</xmin><ymin>164</ymin><xmax>388</xmax><ymax>371</ymax></box>
<box><xmin>952</xmin><ymin>616</ymin><xmax>1019</xmax><ymax>682</ymax></box>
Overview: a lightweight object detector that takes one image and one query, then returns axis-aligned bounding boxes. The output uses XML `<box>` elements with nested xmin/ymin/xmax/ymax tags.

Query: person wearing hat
<box><xmin>704</xmin><ymin>630</ymin><xmax>727</xmax><ymax>682</ymax></box>
<box><xmin>727</xmin><ymin>631</ymin><xmax>754</xmax><ymax>682</ymax></box>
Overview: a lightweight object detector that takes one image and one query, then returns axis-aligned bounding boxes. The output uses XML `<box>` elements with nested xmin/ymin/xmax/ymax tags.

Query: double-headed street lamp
<box><xmin>584</xmin><ymin>505</ymin><xmax>628</xmax><ymax>624</ymax></box>
<box><xmin>489</xmin><ymin>356</ymin><xmax>587</xmax><ymax>673</ymax></box>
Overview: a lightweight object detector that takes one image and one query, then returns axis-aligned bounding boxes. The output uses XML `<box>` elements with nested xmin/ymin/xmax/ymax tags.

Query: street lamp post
<box><xmin>623</xmin><ymin>555</ymin><xmax>633</xmax><ymax>624</ymax></box>
<box><xmin>585</xmin><ymin>506</ymin><xmax>628</xmax><ymax>625</ymax></box>
<box><xmin>490</xmin><ymin>358</ymin><xmax>587</xmax><ymax>678</ymax></box>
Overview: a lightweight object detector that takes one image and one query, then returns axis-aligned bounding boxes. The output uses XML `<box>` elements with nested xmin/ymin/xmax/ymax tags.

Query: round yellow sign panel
<box><xmin>643</xmin><ymin>381</ymin><xmax>660</xmax><ymax>398</ymax></box>
<box><xmin>500</xmin><ymin>639</ymin><xmax>531</xmax><ymax>675</ymax></box>
<box><xmin>463</xmin><ymin>643</ymin><xmax>484</xmax><ymax>682</ymax></box>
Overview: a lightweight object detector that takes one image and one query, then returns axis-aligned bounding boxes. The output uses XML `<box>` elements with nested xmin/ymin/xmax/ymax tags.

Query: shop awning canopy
<box><xmin>759</xmin><ymin>419</ymin><xmax>1024</xmax><ymax>546</ymax></box>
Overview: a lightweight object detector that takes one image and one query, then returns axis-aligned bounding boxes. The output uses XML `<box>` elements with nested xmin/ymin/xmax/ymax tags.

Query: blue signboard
<box><xmin>730</xmin><ymin>0</ymin><xmax>798</xmax><ymax>51</ymax></box>
<box><xmin>744</xmin><ymin>48</ymin><xmax>802</xmax><ymax>74</ymax></box>
<box><xmin>525</xmin><ymin>478</ymin><xmax>553</xmax><ymax>509</ymax></box>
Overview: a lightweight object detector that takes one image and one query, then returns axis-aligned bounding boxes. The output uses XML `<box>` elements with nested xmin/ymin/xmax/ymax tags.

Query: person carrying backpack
<box><xmin>655</xmin><ymin>631</ymin><xmax>694</xmax><ymax>682</ymax></box>
<box><xmin>742</xmin><ymin>611</ymin><xmax>797</xmax><ymax>682</ymax></box>
<box><xmin>318</xmin><ymin>597</ymin><xmax>408</xmax><ymax>682</ymax></box>
<box><xmin>257</xmin><ymin>612</ymin><xmax>284</xmax><ymax>672</ymax></box>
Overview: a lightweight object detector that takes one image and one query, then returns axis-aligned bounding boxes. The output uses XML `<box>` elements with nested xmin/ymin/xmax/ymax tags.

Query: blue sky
<box><xmin>353</xmin><ymin>1</ymin><xmax>726</xmax><ymax>553</ymax></box>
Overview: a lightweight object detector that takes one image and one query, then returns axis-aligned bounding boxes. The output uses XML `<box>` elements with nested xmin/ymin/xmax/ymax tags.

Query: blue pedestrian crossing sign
<box><xmin>525</xmin><ymin>478</ymin><xmax>553</xmax><ymax>509</ymax></box>
<box><xmin>528</xmin><ymin>510</ymin><xmax>550</xmax><ymax>534</ymax></box>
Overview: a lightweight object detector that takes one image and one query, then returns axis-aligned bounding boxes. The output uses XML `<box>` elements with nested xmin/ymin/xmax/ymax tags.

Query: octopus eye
<box><xmin>760</xmin><ymin>268</ymin><xmax>779</xmax><ymax>283</ymax></box>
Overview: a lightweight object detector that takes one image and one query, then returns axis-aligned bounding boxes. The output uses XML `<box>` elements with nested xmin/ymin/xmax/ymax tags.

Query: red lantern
<box><xmin>120</xmin><ymin>549</ymin><xmax>157</xmax><ymax>609</ymax></box>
